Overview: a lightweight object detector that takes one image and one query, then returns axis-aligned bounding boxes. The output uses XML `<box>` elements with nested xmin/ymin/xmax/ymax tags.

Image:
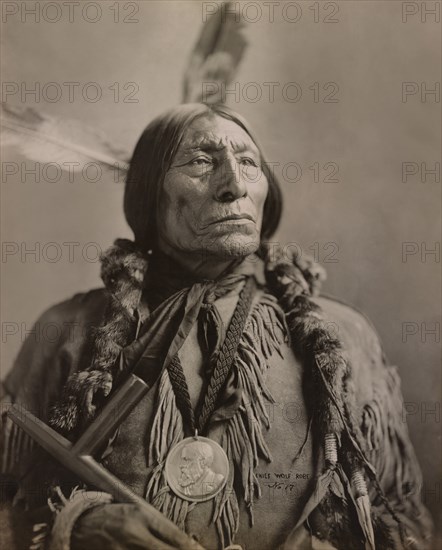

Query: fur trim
<box><xmin>50</xmin><ymin>239</ymin><xmax>325</xmax><ymax>434</ymax></box>
<box><xmin>50</xmin><ymin>239</ymin><xmax>148</xmax><ymax>433</ymax></box>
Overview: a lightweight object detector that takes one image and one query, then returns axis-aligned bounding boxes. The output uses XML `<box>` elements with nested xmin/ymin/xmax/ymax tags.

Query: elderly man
<box><xmin>1</xmin><ymin>104</ymin><xmax>433</xmax><ymax>550</ymax></box>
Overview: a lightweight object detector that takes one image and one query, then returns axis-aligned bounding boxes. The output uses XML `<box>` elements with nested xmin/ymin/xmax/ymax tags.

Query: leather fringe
<box><xmin>144</xmin><ymin>294</ymin><xmax>285</xmax><ymax>548</ymax></box>
<box><xmin>40</xmin><ymin>239</ymin><xmax>408</xmax><ymax>548</ymax></box>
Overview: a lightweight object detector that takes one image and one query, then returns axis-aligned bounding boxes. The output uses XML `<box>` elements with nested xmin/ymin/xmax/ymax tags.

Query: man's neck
<box><xmin>156</xmin><ymin>240</ymin><xmax>243</xmax><ymax>280</ymax></box>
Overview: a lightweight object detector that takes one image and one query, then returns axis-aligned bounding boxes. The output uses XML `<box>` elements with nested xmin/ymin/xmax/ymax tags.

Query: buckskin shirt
<box><xmin>0</xmin><ymin>246</ymin><xmax>432</xmax><ymax>550</ymax></box>
<box><xmin>0</xmin><ymin>103</ymin><xmax>434</xmax><ymax>550</ymax></box>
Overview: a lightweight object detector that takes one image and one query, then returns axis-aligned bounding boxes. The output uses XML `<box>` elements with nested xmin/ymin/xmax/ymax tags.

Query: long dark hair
<box><xmin>124</xmin><ymin>103</ymin><xmax>282</xmax><ymax>252</ymax></box>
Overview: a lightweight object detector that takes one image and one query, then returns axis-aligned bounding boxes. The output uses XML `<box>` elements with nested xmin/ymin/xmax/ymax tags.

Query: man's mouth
<box><xmin>207</xmin><ymin>214</ymin><xmax>255</xmax><ymax>226</ymax></box>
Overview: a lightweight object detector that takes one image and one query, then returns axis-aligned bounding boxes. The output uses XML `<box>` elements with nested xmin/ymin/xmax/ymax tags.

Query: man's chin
<box><xmin>209</xmin><ymin>234</ymin><xmax>260</xmax><ymax>259</ymax></box>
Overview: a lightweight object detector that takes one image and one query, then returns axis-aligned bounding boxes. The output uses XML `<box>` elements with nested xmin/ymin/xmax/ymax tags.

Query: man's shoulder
<box><xmin>2</xmin><ymin>289</ymin><xmax>110</xmax><ymax>401</ymax></box>
<box><xmin>37</xmin><ymin>287</ymin><xmax>109</xmax><ymax>325</ymax></box>
<box><xmin>314</xmin><ymin>294</ymin><xmax>383</xmax><ymax>350</ymax></box>
<box><xmin>312</xmin><ymin>294</ymin><xmax>389</xmax><ymax>403</ymax></box>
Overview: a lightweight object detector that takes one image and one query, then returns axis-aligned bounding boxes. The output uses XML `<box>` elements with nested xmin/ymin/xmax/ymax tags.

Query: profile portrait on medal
<box><xmin>165</xmin><ymin>438</ymin><xmax>228</xmax><ymax>502</ymax></box>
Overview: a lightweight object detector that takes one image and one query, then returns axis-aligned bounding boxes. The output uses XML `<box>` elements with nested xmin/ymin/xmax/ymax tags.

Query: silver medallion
<box><xmin>165</xmin><ymin>435</ymin><xmax>229</xmax><ymax>502</ymax></box>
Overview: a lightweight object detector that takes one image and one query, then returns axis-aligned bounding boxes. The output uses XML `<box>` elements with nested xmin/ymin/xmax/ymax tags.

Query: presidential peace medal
<box><xmin>165</xmin><ymin>435</ymin><xmax>229</xmax><ymax>502</ymax></box>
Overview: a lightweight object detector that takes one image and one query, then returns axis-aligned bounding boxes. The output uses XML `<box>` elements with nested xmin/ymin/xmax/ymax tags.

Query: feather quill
<box><xmin>1</xmin><ymin>5</ymin><xmax>249</xmax><ymax>172</ymax></box>
<box><xmin>182</xmin><ymin>1</ymin><xmax>248</xmax><ymax>104</ymax></box>
<box><xmin>1</xmin><ymin>103</ymin><xmax>129</xmax><ymax>173</ymax></box>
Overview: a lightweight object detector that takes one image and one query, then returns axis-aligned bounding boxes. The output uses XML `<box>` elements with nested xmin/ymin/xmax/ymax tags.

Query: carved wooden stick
<box><xmin>7</xmin><ymin>376</ymin><xmax>205</xmax><ymax>550</ymax></box>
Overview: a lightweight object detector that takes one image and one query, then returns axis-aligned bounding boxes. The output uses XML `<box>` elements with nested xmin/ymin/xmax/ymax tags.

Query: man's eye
<box><xmin>190</xmin><ymin>157</ymin><xmax>212</xmax><ymax>166</ymax></box>
<box><xmin>240</xmin><ymin>157</ymin><xmax>258</xmax><ymax>167</ymax></box>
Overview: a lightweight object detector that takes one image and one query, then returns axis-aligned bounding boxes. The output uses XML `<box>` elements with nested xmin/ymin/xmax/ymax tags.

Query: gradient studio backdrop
<box><xmin>1</xmin><ymin>0</ymin><xmax>440</xmax><ymax>536</ymax></box>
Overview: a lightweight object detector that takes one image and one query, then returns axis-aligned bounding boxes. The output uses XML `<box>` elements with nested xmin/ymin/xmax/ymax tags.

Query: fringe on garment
<box><xmin>361</xmin><ymin>367</ymin><xmax>425</xmax><ymax>515</ymax></box>
<box><xmin>144</xmin><ymin>294</ymin><xmax>286</xmax><ymax>548</ymax></box>
<box><xmin>303</xmin><ymin>365</ymin><xmax>429</xmax><ymax>550</ymax></box>
<box><xmin>4</xmin><ymin>238</ymin><xmax>427</xmax><ymax>548</ymax></box>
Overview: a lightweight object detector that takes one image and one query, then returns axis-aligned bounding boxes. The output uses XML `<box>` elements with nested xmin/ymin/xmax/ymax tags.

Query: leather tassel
<box><xmin>355</xmin><ymin>494</ymin><xmax>376</xmax><ymax>550</ymax></box>
<box><xmin>352</xmin><ymin>468</ymin><xmax>376</xmax><ymax>550</ymax></box>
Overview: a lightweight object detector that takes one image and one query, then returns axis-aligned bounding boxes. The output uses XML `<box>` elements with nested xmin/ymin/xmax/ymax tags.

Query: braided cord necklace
<box><xmin>164</xmin><ymin>276</ymin><xmax>257</xmax><ymax>502</ymax></box>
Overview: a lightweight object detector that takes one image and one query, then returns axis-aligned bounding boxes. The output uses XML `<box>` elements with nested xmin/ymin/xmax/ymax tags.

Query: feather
<box><xmin>182</xmin><ymin>1</ymin><xmax>248</xmax><ymax>104</ymax></box>
<box><xmin>1</xmin><ymin>102</ymin><xmax>129</xmax><ymax>172</ymax></box>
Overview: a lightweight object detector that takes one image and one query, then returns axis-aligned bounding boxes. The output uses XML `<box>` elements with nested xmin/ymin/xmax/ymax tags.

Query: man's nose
<box><xmin>214</xmin><ymin>155</ymin><xmax>247</xmax><ymax>203</ymax></box>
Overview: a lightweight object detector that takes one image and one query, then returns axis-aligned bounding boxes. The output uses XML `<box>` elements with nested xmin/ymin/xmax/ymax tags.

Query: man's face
<box><xmin>157</xmin><ymin>115</ymin><xmax>269</xmax><ymax>260</ymax></box>
<box><xmin>179</xmin><ymin>447</ymin><xmax>206</xmax><ymax>487</ymax></box>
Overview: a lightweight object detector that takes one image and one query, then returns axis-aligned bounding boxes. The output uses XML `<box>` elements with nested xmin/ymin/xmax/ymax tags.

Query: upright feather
<box><xmin>1</xmin><ymin>4</ymin><xmax>248</xmax><ymax>174</ymax></box>
<box><xmin>182</xmin><ymin>1</ymin><xmax>248</xmax><ymax>104</ymax></box>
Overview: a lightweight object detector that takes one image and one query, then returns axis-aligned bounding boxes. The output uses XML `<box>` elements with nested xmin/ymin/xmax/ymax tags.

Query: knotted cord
<box><xmin>167</xmin><ymin>276</ymin><xmax>257</xmax><ymax>435</ymax></box>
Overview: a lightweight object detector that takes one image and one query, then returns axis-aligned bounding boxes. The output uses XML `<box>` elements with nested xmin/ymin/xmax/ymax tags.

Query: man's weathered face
<box><xmin>158</xmin><ymin>114</ymin><xmax>269</xmax><ymax>260</ymax></box>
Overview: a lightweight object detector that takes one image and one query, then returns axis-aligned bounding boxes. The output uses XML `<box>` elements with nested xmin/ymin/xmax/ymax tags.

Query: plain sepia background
<box><xmin>1</xmin><ymin>0</ymin><xmax>440</xmax><ymax>538</ymax></box>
